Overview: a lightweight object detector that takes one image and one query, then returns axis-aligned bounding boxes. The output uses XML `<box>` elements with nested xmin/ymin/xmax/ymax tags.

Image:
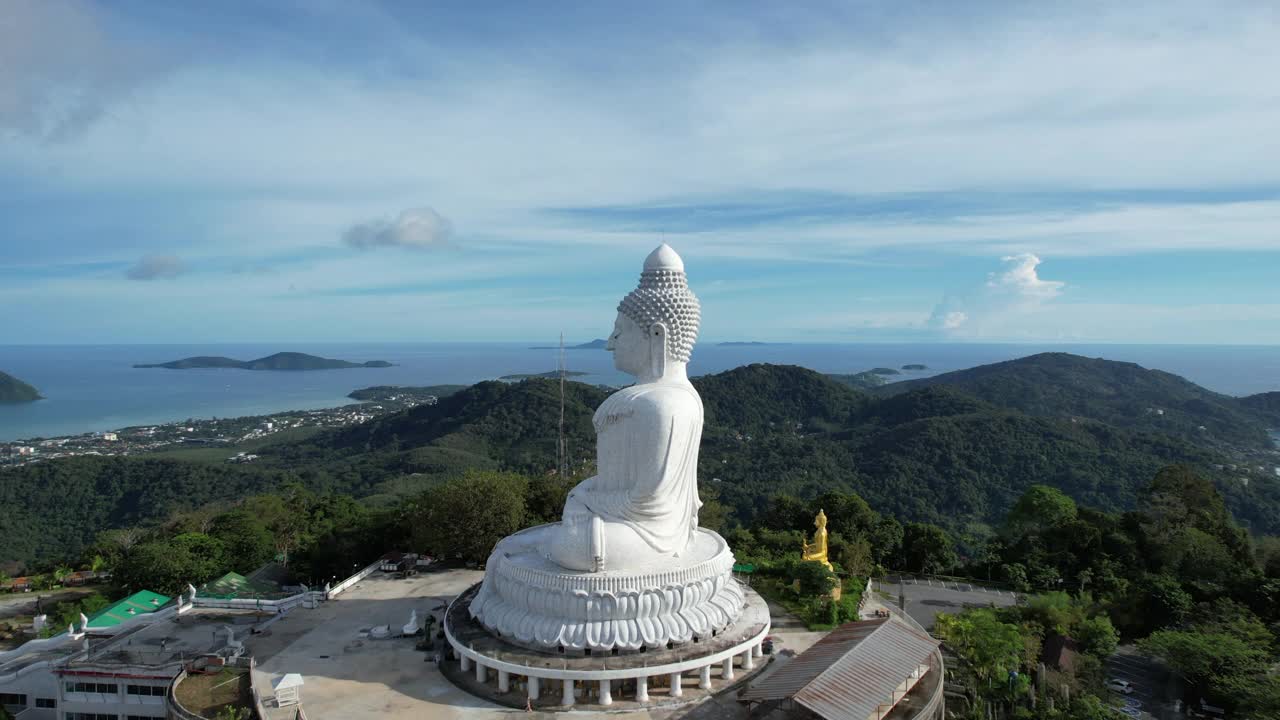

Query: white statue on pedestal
<box><xmin>468</xmin><ymin>244</ymin><xmax>743</xmax><ymax>653</ymax></box>
<box><xmin>548</xmin><ymin>243</ymin><xmax>704</xmax><ymax>572</ymax></box>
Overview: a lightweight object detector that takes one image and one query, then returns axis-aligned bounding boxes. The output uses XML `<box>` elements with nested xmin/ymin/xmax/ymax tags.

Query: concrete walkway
<box><xmin>247</xmin><ymin>570</ymin><xmax>826</xmax><ymax>720</ymax></box>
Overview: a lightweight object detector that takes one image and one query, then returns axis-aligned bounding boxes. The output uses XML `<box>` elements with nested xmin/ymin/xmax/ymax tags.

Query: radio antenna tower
<box><xmin>558</xmin><ymin>332</ymin><xmax>568</xmax><ymax>479</ymax></box>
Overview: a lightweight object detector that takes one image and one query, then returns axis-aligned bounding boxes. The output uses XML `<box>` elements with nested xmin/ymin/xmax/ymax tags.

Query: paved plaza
<box><xmin>248</xmin><ymin>570</ymin><xmax>828</xmax><ymax>720</ymax></box>
<box><xmin>875</xmin><ymin>576</ymin><xmax>1018</xmax><ymax>630</ymax></box>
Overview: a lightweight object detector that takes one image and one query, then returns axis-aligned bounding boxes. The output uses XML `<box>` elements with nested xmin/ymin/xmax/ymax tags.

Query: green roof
<box><xmin>86</xmin><ymin>590</ymin><xmax>172</xmax><ymax>628</ymax></box>
<box><xmin>199</xmin><ymin>571</ymin><xmax>287</xmax><ymax>599</ymax></box>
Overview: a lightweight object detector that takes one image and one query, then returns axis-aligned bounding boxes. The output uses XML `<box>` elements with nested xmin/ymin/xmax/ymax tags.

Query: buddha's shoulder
<box><xmin>605</xmin><ymin>383</ymin><xmax>702</xmax><ymax>415</ymax></box>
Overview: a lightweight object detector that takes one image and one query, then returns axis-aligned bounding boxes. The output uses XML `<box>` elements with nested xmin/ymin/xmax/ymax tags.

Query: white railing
<box><xmin>192</xmin><ymin>591</ymin><xmax>323</xmax><ymax>612</ymax></box>
<box><xmin>325</xmin><ymin>560</ymin><xmax>382</xmax><ymax>599</ymax></box>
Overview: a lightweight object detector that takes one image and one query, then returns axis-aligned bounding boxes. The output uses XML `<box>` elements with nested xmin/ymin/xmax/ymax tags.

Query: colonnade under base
<box><xmin>456</xmin><ymin>641</ymin><xmax>766</xmax><ymax>708</ymax></box>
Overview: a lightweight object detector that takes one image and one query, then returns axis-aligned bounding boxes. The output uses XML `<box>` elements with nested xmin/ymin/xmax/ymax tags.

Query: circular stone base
<box><xmin>444</xmin><ymin>582</ymin><xmax>771</xmax><ymax>711</ymax></box>
<box><xmin>469</xmin><ymin>525</ymin><xmax>744</xmax><ymax>653</ymax></box>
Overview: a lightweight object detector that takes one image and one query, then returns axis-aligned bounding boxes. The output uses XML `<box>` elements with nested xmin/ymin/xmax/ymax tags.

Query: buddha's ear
<box><xmin>650</xmin><ymin>322</ymin><xmax>669</xmax><ymax>377</ymax></box>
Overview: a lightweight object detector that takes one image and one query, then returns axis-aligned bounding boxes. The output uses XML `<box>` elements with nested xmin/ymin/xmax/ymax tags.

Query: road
<box><xmin>1107</xmin><ymin>645</ymin><xmax>1178</xmax><ymax>720</ymax></box>
<box><xmin>0</xmin><ymin>587</ymin><xmax>100</xmax><ymax>621</ymax></box>
<box><xmin>875</xmin><ymin>575</ymin><xmax>1018</xmax><ymax>630</ymax></box>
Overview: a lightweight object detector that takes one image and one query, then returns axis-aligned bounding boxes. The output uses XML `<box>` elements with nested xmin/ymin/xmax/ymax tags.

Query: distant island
<box><xmin>135</xmin><ymin>352</ymin><xmax>393</xmax><ymax>371</ymax></box>
<box><xmin>717</xmin><ymin>341</ymin><xmax>790</xmax><ymax>346</ymax></box>
<box><xmin>499</xmin><ymin>371</ymin><xmax>591</xmax><ymax>380</ymax></box>
<box><xmin>902</xmin><ymin>364</ymin><xmax>928</xmax><ymax>370</ymax></box>
<box><xmin>0</xmin><ymin>371</ymin><xmax>42</xmax><ymax>403</ymax></box>
<box><xmin>827</xmin><ymin>371</ymin><xmax>889</xmax><ymax>389</ymax></box>
<box><xmin>528</xmin><ymin>339</ymin><xmax>607</xmax><ymax>350</ymax></box>
<box><xmin>869</xmin><ymin>367</ymin><xmax>902</xmax><ymax>376</ymax></box>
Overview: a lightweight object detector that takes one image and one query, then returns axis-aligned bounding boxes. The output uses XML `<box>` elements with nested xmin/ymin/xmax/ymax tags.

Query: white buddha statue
<box><xmin>547</xmin><ymin>243</ymin><xmax>704</xmax><ymax>572</ymax></box>
<box><xmin>468</xmin><ymin>244</ymin><xmax>744</xmax><ymax>653</ymax></box>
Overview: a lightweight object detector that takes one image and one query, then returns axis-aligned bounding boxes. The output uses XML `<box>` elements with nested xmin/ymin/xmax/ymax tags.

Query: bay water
<box><xmin>1</xmin><ymin>342</ymin><xmax>1277</xmax><ymax>442</ymax></box>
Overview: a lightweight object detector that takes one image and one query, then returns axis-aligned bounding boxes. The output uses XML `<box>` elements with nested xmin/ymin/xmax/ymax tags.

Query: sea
<box><xmin>1</xmin><ymin>342</ymin><xmax>1278</xmax><ymax>442</ymax></box>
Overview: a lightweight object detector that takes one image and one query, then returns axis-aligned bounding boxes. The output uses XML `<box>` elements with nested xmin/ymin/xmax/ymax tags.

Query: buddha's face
<box><xmin>607</xmin><ymin>312</ymin><xmax>652</xmax><ymax>377</ymax></box>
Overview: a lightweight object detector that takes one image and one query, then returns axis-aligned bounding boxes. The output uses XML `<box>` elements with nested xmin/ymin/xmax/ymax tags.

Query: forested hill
<box><xmin>264</xmin><ymin>363</ymin><xmax>1273</xmax><ymax>532</ymax></box>
<box><xmin>1241</xmin><ymin>391</ymin><xmax>1280</xmax><ymax>426</ymax></box>
<box><xmin>876</xmin><ymin>352</ymin><xmax>1276</xmax><ymax>450</ymax></box>
<box><xmin>0</xmin><ymin>370</ymin><xmax>41</xmax><ymax>403</ymax></box>
<box><xmin>4</xmin><ymin>362</ymin><xmax>1279</xmax><ymax>566</ymax></box>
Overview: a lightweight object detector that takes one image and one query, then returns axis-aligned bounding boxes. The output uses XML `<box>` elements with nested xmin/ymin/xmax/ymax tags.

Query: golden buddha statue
<box><xmin>802</xmin><ymin>509</ymin><xmax>833</xmax><ymax>571</ymax></box>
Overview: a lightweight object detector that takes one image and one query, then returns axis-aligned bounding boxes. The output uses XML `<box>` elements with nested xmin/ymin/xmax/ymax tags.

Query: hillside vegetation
<box><xmin>878</xmin><ymin>352</ymin><xmax>1276</xmax><ymax>450</ymax></box>
<box><xmin>5</xmin><ymin>353</ymin><xmax>1277</xmax><ymax>566</ymax></box>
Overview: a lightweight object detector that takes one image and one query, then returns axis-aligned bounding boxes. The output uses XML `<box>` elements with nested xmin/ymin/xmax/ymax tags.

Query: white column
<box><xmin>498</xmin><ymin>670</ymin><xmax>510</xmax><ymax>692</ymax></box>
<box><xmin>743</xmin><ymin>649</ymin><xmax>755</xmax><ymax>670</ymax></box>
<box><xmin>669</xmin><ymin>672</ymin><xmax>683</xmax><ymax>697</ymax></box>
<box><xmin>723</xmin><ymin>656</ymin><xmax>735</xmax><ymax>680</ymax></box>
<box><xmin>528</xmin><ymin>676</ymin><xmax>541</xmax><ymax>701</ymax></box>
<box><xmin>475</xmin><ymin>660</ymin><xmax>486</xmax><ymax>683</ymax></box>
<box><xmin>636</xmin><ymin>675</ymin><xmax>650</xmax><ymax>703</ymax></box>
<box><xmin>459</xmin><ymin>654</ymin><xmax>471</xmax><ymax>672</ymax></box>
<box><xmin>562</xmin><ymin>679</ymin><xmax>575</xmax><ymax>706</ymax></box>
<box><xmin>699</xmin><ymin>665</ymin><xmax>713</xmax><ymax>689</ymax></box>
<box><xmin>599</xmin><ymin>679</ymin><xmax>613</xmax><ymax>706</ymax></box>
<box><xmin>754</xmin><ymin>642</ymin><xmax>764</xmax><ymax>658</ymax></box>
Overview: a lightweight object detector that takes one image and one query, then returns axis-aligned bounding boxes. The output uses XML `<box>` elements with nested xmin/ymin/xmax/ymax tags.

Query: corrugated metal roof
<box><xmin>741</xmin><ymin>617</ymin><xmax>940</xmax><ymax>720</ymax></box>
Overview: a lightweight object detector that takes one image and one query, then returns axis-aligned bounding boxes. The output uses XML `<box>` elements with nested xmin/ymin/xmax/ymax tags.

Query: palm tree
<box><xmin>53</xmin><ymin>566</ymin><xmax>72</xmax><ymax>586</ymax></box>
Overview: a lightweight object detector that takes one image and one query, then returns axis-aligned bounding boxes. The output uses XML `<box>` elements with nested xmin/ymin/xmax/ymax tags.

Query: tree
<box><xmin>1073</xmin><ymin>615</ymin><xmax>1118</xmax><ymax>658</ymax></box>
<box><xmin>1006</xmin><ymin>484</ymin><xmax>1077</xmax><ymax>539</ymax></box>
<box><xmin>832</xmin><ymin>534</ymin><xmax>873</xmax><ymax>577</ymax></box>
<box><xmin>869</xmin><ymin>516</ymin><xmax>904</xmax><ymax>567</ymax></box>
<box><xmin>789</xmin><ymin>559</ymin><xmax>838</xmax><ymax>597</ymax></box>
<box><xmin>1141</xmin><ymin>629</ymin><xmax>1267</xmax><ymax>692</ymax></box>
<box><xmin>410</xmin><ymin>470</ymin><xmax>529</xmax><ymax>563</ymax></box>
<box><xmin>934</xmin><ymin>609</ymin><xmax>1027</xmax><ymax>688</ymax></box>
<box><xmin>902</xmin><ymin>522</ymin><xmax>957</xmax><ymax>574</ymax></box>
<box><xmin>209</xmin><ymin>510</ymin><xmax>275</xmax><ymax>571</ymax></box>
<box><xmin>115</xmin><ymin>533</ymin><xmax>229</xmax><ymax>595</ymax></box>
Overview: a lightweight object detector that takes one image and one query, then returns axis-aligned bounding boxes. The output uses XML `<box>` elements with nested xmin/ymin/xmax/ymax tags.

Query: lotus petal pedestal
<box><xmin>468</xmin><ymin>525</ymin><xmax>743</xmax><ymax>654</ymax></box>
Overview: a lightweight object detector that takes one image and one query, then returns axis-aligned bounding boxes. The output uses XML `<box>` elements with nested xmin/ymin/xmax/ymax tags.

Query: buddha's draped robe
<box><xmin>566</xmin><ymin>381</ymin><xmax>703</xmax><ymax>555</ymax></box>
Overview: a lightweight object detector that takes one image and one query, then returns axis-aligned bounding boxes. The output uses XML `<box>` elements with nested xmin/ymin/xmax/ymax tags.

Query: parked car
<box><xmin>1107</xmin><ymin>679</ymin><xmax>1136</xmax><ymax>695</ymax></box>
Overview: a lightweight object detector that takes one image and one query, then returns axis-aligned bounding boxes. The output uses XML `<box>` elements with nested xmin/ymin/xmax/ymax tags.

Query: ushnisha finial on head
<box><xmin>617</xmin><ymin>243</ymin><xmax>701</xmax><ymax>364</ymax></box>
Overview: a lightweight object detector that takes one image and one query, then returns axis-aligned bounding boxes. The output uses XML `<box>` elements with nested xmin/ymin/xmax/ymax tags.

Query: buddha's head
<box><xmin>610</xmin><ymin>244</ymin><xmax>701</xmax><ymax>381</ymax></box>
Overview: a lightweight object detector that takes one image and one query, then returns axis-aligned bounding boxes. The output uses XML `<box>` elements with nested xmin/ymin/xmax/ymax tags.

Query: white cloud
<box><xmin>929</xmin><ymin>254</ymin><xmax>1065</xmax><ymax>335</ymax></box>
<box><xmin>985</xmin><ymin>253</ymin><xmax>1064</xmax><ymax>299</ymax></box>
<box><xmin>342</xmin><ymin>207</ymin><xmax>455</xmax><ymax>251</ymax></box>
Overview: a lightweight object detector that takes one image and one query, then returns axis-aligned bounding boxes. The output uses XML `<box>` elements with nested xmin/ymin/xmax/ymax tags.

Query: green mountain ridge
<box><xmin>0</xmin><ymin>371</ymin><xmax>42</xmax><ymax>403</ymax></box>
<box><xmin>3</xmin><ymin>353</ymin><xmax>1278</xmax><ymax>566</ymax></box>
<box><xmin>135</xmin><ymin>352</ymin><xmax>392</xmax><ymax>371</ymax></box>
<box><xmin>876</xmin><ymin>352</ymin><xmax>1276</xmax><ymax>450</ymax></box>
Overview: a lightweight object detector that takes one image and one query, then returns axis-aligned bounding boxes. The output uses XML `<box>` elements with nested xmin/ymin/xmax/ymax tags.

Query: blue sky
<box><xmin>2</xmin><ymin>0</ymin><xmax>1278</xmax><ymax>344</ymax></box>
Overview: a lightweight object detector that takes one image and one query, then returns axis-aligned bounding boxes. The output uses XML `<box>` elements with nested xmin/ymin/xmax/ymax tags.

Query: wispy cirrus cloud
<box><xmin>3</xmin><ymin>1</ymin><xmax>1279</xmax><ymax>343</ymax></box>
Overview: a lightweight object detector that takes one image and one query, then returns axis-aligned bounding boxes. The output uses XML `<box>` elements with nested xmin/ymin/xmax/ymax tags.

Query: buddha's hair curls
<box><xmin>618</xmin><ymin>268</ymin><xmax>700</xmax><ymax>363</ymax></box>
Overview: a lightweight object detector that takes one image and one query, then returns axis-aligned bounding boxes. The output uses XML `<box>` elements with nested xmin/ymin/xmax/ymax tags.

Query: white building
<box><xmin>0</xmin><ymin>591</ymin><xmax>240</xmax><ymax>720</ymax></box>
